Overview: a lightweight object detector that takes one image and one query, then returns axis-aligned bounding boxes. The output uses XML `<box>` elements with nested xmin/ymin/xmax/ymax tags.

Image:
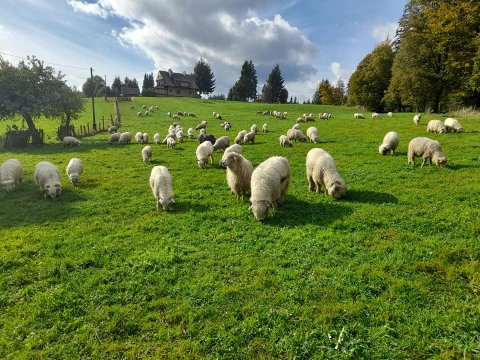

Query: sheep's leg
<box><xmin>308</xmin><ymin>176</ymin><xmax>315</xmax><ymax>192</ymax></box>
<box><xmin>421</xmin><ymin>158</ymin><xmax>427</xmax><ymax>167</ymax></box>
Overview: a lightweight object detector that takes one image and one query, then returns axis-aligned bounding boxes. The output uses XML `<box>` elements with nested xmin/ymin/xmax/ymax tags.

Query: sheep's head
<box><xmin>438</xmin><ymin>128</ymin><xmax>447</xmax><ymax>134</ymax></box>
<box><xmin>433</xmin><ymin>155</ymin><xmax>448</xmax><ymax>167</ymax></box>
<box><xmin>157</xmin><ymin>197</ymin><xmax>175</xmax><ymax>211</ymax></box>
<box><xmin>250</xmin><ymin>200</ymin><xmax>270</xmax><ymax>220</ymax></box>
<box><xmin>327</xmin><ymin>181</ymin><xmax>346</xmax><ymax>199</ymax></box>
<box><xmin>197</xmin><ymin>158</ymin><xmax>207</xmax><ymax>168</ymax></box>
<box><xmin>69</xmin><ymin>174</ymin><xmax>80</xmax><ymax>185</ymax></box>
<box><xmin>45</xmin><ymin>182</ymin><xmax>62</xmax><ymax>199</ymax></box>
<box><xmin>220</xmin><ymin>153</ymin><xmax>238</xmax><ymax>169</ymax></box>
<box><xmin>379</xmin><ymin>144</ymin><xmax>390</xmax><ymax>155</ymax></box>
<box><xmin>2</xmin><ymin>180</ymin><xmax>15</xmax><ymax>192</ymax></box>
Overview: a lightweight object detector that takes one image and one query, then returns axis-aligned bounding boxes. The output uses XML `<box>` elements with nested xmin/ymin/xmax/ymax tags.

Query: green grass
<box><xmin>1</xmin><ymin>98</ymin><xmax>479</xmax><ymax>359</ymax></box>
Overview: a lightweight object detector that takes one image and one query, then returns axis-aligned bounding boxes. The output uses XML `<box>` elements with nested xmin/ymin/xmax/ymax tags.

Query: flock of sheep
<box><xmin>0</xmin><ymin>107</ymin><xmax>465</xmax><ymax>221</ymax></box>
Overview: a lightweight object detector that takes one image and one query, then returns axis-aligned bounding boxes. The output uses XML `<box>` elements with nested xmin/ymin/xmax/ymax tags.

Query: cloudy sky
<box><xmin>0</xmin><ymin>0</ymin><xmax>406</xmax><ymax>101</ymax></box>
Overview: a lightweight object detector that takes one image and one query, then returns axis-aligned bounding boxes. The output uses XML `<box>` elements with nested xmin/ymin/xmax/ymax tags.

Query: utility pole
<box><xmin>104</xmin><ymin>74</ymin><xmax>107</xmax><ymax>101</ymax></box>
<box><xmin>90</xmin><ymin>67</ymin><xmax>97</xmax><ymax>130</ymax></box>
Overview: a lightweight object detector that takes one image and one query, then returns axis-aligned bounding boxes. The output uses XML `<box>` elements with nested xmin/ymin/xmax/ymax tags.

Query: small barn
<box><xmin>155</xmin><ymin>69</ymin><xmax>200</xmax><ymax>97</ymax></box>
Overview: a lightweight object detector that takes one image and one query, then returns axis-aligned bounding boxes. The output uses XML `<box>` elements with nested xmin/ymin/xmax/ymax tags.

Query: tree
<box><xmin>231</xmin><ymin>60</ymin><xmax>258</xmax><ymax>101</ymax></box>
<box><xmin>261</xmin><ymin>64</ymin><xmax>288</xmax><ymax>103</ymax></box>
<box><xmin>82</xmin><ymin>75</ymin><xmax>105</xmax><ymax>97</ymax></box>
<box><xmin>0</xmin><ymin>56</ymin><xmax>66</xmax><ymax>144</ymax></box>
<box><xmin>312</xmin><ymin>83</ymin><xmax>321</xmax><ymax>104</ymax></box>
<box><xmin>111</xmin><ymin>76</ymin><xmax>122</xmax><ymax>97</ymax></box>
<box><xmin>333</xmin><ymin>79</ymin><xmax>346</xmax><ymax>105</ymax></box>
<box><xmin>194</xmin><ymin>57</ymin><xmax>215</xmax><ymax>95</ymax></box>
<box><xmin>142</xmin><ymin>73</ymin><xmax>156</xmax><ymax>96</ymax></box>
<box><xmin>53</xmin><ymin>83</ymin><xmax>85</xmax><ymax>127</ymax></box>
<box><xmin>294</xmin><ymin>96</ymin><xmax>297</xmax><ymax>104</ymax></box>
<box><xmin>319</xmin><ymin>79</ymin><xmax>335</xmax><ymax>105</ymax></box>
<box><xmin>227</xmin><ymin>81</ymin><xmax>240</xmax><ymax>101</ymax></box>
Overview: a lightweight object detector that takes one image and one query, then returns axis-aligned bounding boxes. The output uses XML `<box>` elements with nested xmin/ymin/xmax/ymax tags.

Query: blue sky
<box><xmin>0</xmin><ymin>0</ymin><xmax>406</xmax><ymax>101</ymax></box>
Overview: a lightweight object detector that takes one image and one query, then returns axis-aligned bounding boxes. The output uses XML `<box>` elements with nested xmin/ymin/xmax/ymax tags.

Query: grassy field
<box><xmin>1</xmin><ymin>97</ymin><xmax>479</xmax><ymax>359</ymax></box>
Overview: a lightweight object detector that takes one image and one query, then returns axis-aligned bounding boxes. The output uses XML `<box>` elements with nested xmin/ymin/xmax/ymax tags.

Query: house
<box><xmin>120</xmin><ymin>86</ymin><xmax>140</xmax><ymax>97</ymax></box>
<box><xmin>155</xmin><ymin>69</ymin><xmax>200</xmax><ymax>97</ymax></box>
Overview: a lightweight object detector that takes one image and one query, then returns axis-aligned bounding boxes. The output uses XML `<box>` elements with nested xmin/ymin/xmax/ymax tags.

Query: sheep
<box><xmin>118</xmin><ymin>132</ymin><xmax>132</xmax><ymax>144</ymax></box>
<box><xmin>199</xmin><ymin>128</ymin><xmax>206</xmax><ymax>135</ymax></box>
<box><xmin>167</xmin><ymin>137</ymin><xmax>176</xmax><ymax>149</ymax></box>
<box><xmin>142</xmin><ymin>132</ymin><xmax>149</xmax><ymax>144</ymax></box>
<box><xmin>372</xmin><ymin>112</ymin><xmax>381</xmax><ymax>119</ymax></box>
<box><xmin>292</xmin><ymin>123</ymin><xmax>300</xmax><ymax>130</ymax></box>
<box><xmin>279</xmin><ymin>135</ymin><xmax>292</xmax><ymax>147</ymax></box>
<box><xmin>198</xmin><ymin>133</ymin><xmax>216</xmax><ymax>145</ymax></box>
<box><xmin>249</xmin><ymin>156</ymin><xmax>291</xmax><ymax>220</ymax></box>
<box><xmin>66</xmin><ymin>158</ymin><xmax>83</xmax><ymax>185</ymax></box>
<box><xmin>306</xmin><ymin>127</ymin><xmax>319</xmax><ymax>143</ymax></box>
<box><xmin>387</xmin><ymin>111</ymin><xmax>393</xmax><ymax>117</ymax></box>
<box><xmin>427</xmin><ymin>120</ymin><xmax>447</xmax><ymax>134</ymax></box>
<box><xmin>306</xmin><ymin>148</ymin><xmax>347</xmax><ymax>199</ymax></box>
<box><xmin>216</xmin><ymin>113</ymin><xmax>222</xmax><ymax>120</ymax></box>
<box><xmin>149</xmin><ymin>166</ymin><xmax>175</xmax><ymax>211</ymax></box>
<box><xmin>196</xmin><ymin>141</ymin><xmax>214</xmax><ymax>168</ymax></box>
<box><xmin>172</xmin><ymin>115</ymin><xmax>180</xmax><ymax>121</ymax></box>
<box><xmin>213</xmin><ymin>111</ymin><xmax>218</xmax><ymax>117</ymax></box>
<box><xmin>319</xmin><ymin>112</ymin><xmax>331</xmax><ymax>119</ymax></box>
<box><xmin>213</xmin><ymin>136</ymin><xmax>230</xmax><ymax>151</ymax></box>
<box><xmin>305</xmin><ymin>115</ymin><xmax>315</xmax><ymax>122</ymax></box>
<box><xmin>144</xmin><ymin>111</ymin><xmax>149</xmax><ymax>116</ymax></box>
<box><xmin>135</xmin><ymin>132</ymin><xmax>143</xmax><ymax>143</ymax></box>
<box><xmin>262</xmin><ymin>123</ymin><xmax>268</xmax><ymax>133</ymax></box>
<box><xmin>188</xmin><ymin>112</ymin><xmax>196</xmax><ymax>117</ymax></box>
<box><xmin>250</xmin><ymin>124</ymin><xmax>258</xmax><ymax>134</ymax></box>
<box><xmin>142</xmin><ymin>145</ymin><xmax>153</xmax><ymax>163</ymax></box>
<box><xmin>220</xmin><ymin>144</ymin><xmax>243</xmax><ymax>166</ymax></box>
<box><xmin>0</xmin><ymin>159</ymin><xmax>23</xmax><ymax>192</ymax></box>
<box><xmin>142</xmin><ymin>105</ymin><xmax>147</xmax><ymax>109</ymax></box>
<box><xmin>149</xmin><ymin>106</ymin><xmax>155</xmax><ymax>112</ymax></box>
<box><xmin>34</xmin><ymin>161</ymin><xmax>62</xmax><ymax>199</ymax></box>
<box><xmin>234</xmin><ymin>130</ymin><xmax>248</xmax><ymax>144</ymax></box>
<box><xmin>354</xmin><ymin>113</ymin><xmax>365</xmax><ymax>119</ymax></box>
<box><xmin>62</xmin><ymin>136</ymin><xmax>81</xmax><ymax>147</ymax></box>
<box><xmin>177</xmin><ymin>111</ymin><xmax>184</xmax><ymax>116</ymax></box>
<box><xmin>167</xmin><ymin>111</ymin><xmax>172</xmax><ymax>117</ymax></box>
<box><xmin>136</xmin><ymin>111</ymin><xmax>143</xmax><ymax>117</ymax></box>
<box><xmin>287</xmin><ymin>128</ymin><xmax>307</xmax><ymax>142</ymax></box>
<box><xmin>108</xmin><ymin>126</ymin><xmax>118</xmax><ymax>133</ymax></box>
<box><xmin>187</xmin><ymin>128</ymin><xmax>194</xmax><ymax>139</ymax></box>
<box><xmin>413</xmin><ymin>114</ymin><xmax>422</xmax><ymax>125</ymax></box>
<box><xmin>162</xmin><ymin>133</ymin><xmax>176</xmax><ymax>144</ymax></box>
<box><xmin>243</xmin><ymin>131</ymin><xmax>256</xmax><ymax>145</ymax></box>
<box><xmin>378</xmin><ymin>131</ymin><xmax>399</xmax><ymax>155</ymax></box>
<box><xmin>220</xmin><ymin>152</ymin><xmax>254</xmax><ymax>199</ymax></box>
<box><xmin>176</xmin><ymin>130</ymin><xmax>184</xmax><ymax>143</ymax></box>
<box><xmin>107</xmin><ymin>133</ymin><xmax>121</xmax><ymax>144</ymax></box>
<box><xmin>296</xmin><ymin>116</ymin><xmax>305</xmax><ymax>123</ymax></box>
<box><xmin>408</xmin><ymin>137</ymin><xmax>447</xmax><ymax>167</ymax></box>
<box><xmin>223</xmin><ymin>122</ymin><xmax>231</xmax><ymax>131</ymax></box>
<box><xmin>153</xmin><ymin>133</ymin><xmax>161</xmax><ymax>144</ymax></box>
<box><xmin>196</xmin><ymin>121</ymin><xmax>207</xmax><ymax>130</ymax></box>
<box><xmin>444</xmin><ymin>118</ymin><xmax>464</xmax><ymax>133</ymax></box>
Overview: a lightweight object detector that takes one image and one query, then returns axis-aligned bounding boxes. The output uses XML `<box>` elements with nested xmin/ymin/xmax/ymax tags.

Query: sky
<box><xmin>0</xmin><ymin>0</ymin><xmax>406</xmax><ymax>101</ymax></box>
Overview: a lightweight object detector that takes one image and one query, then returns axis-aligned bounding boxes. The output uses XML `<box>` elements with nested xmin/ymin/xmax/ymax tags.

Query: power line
<box><xmin>0</xmin><ymin>51</ymin><xmax>89</xmax><ymax>70</ymax></box>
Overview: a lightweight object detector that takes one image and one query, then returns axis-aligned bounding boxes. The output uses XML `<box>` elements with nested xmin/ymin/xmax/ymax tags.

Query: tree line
<box><xmin>348</xmin><ymin>0</ymin><xmax>480</xmax><ymax>113</ymax></box>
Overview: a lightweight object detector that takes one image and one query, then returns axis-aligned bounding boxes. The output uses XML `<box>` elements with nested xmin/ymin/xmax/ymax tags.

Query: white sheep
<box><xmin>444</xmin><ymin>118</ymin><xmax>464</xmax><ymax>133</ymax></box>
<box><xmin>354</xmin><ymin>113</ymin><xmax>365</xmax><ymax>119</ymax></box>
<box><xmin>306</xmin><ymin>127</ymin><xmax>319</xmax><ymax>143</ymax></box>
<box><xmin>387</xmin><ymin>112</ymin><xmax>393</xmax><ymax>117</ymax></box>
<box><xmin>372</xmin><ymin>112</ymin><xmax>381</xmax><ymax>119</ymax></box>
<box><xmin>167</xmin><ymin>137</ymin><xmax>176</xmax><ymax>149</ymax></box>
<box><xmin>319</xmin><ymin>112</ymin><xmax>332</xmax><ymax>119</ymax></box>
<box><xmin>176</xmin><ymin>130</ymin><xmax>184</xmax><ymax>143</ymax></box>
<box><xmin>142</xmin><ymin>145</ymin><xmax>152</xmax><ymax>163</ymax></box>
<box><xmin>408</xmin><ymin>137</ymin><xmax>447</xmax><ymax>167</ymax></box>
<box><xmin>413</xmin><ymin>114</ymin><xmax>422</xmax><ymax>125</ymax></box>
<box><xmin>62</xmin><ymin>136</ymin><xmax>81</xmax><ymax>147</ymax></box>
<box><xmin>66</xmin><ymin>158</ymin><xmax>83</xmax><ymax>185</ymax></box>
<box><xmin>136</xmin><ymin>111</ymin><xmax>143</xmax><ymax>117</ymax></box>
<box><xmin>378</xmin><ymin>131</ymin><xmax>399</xmax><ymax>155</ymax></box>
<box><xmin>144</xmin><ymin>111</ymin><xmax>149</xmax><ymax>116</ymax></box>
<box><xmin>427</xmin><ymin>120</ymin><xmax>447</xmax><ymax>134</ymax></box>
<box><xmin>306</xmin><ymin>148</ymin><xmax>347</xmax><ymax>199</ymax></box>
<box><xmin>167</xmin><ymin>111</ymin><xmax>172</xmax><ymax>117</ymax></box>
<box><xmin>196</xmin><ymin>121</ymin><xmax>207</xmax><ymax>130</ymax></box>
<box><xmin>34</xmin><ymin>161</ymin><xmax>62</xmax><ymax>199</ymax></box>
<box><xmin>196</xmin><ymin>141</ymin><xmax>214</xmax><ymax>168</ymax></box>
<box><xmin>287</xmin><ymin>128</ymin><xmax>307</xmax><ymax>142</ymax></box>
<box><xmin>213</xmin><ymin>136</ymin><xmax>230</xmax><ymax>151</ymax></box>
<box><xmin>220</xmin><ymin>152</ymin><xmax>254</xmax><ymax>199</ymax></box>
<box><xmin>220</xmin><ymin>144</ymin><xmax>243</xmax><ymax>165</ymax></box>
<box><xmin>188</xmin><ymin>128</ymin><xmax>195</xmax><ymax>139</ymax></box>
<box><xmin>199</xmin><ymin>128</ymin><xmax>206</xmax><ymax>135</ymax></box>
<box><xmin>292</xmin><ymin>123</ymin><xmax>300</xmax><ymax>130</ymax></box>
<box><xmin>296</xmin><ymin>116</ymin><xmax>305</xmax><ymax>123</ymax></box>
<box><xmin>216</xmin><ymin>113</ymin><xmax>222</xmax><ymax>120</ymax></box>
<box><xmin>107</xmin><ymin>133</ymin><xmax>121</xmax><ymax>144</ymax></box>
<box><xmin>149</xmin><ymin>166</ymin><xmax>175</xmax><ymax>211</ymax></box>
<box><xmin>0</xmin><ymin>159</ymin><xmax>23</xmax><ymax>192</ymax></box>
<box><xmin>135</xmin><ymin>132</ymin><xmax>143</xmax><ymax>143</ymax></box>
<box><xmin>108</xmin><ymin>126</ymin><xmax>118</xmax><ymax>133</ymax></box>
<box><xmin>153</xmin><ymin>133</ymin><xmax>161</xmax><ymax>144</ymax></box>
<box><xmin>243</xmin><ymin>131</ymin><xmax>256</xmax><ymax>145</ymax></box>
<box><xmin>234</xmin><ymin>130</ymin><xmax>248</xmax><ymax>144</ymax></box>
<box><xmin>172</xmin><ymin>115</ymin><xmax>180</xmax><ymax>121</ymax></box>
<box><xmin>118</xmin><ymin>132</ymin><xmax>132</xmax><ymax>144</ymax></box>
<box><xmin>250</xmin><ymin>124</ymin><xmax>258</xmax><ymax>134</ymax></box>
<box><xmin>262</xmin><ymin>123</ymin><xmax>268</xmax><ymax>133</ymax></box>
<box><xmin>223</xmin><ymin>122</ymin><xmax>232</xmax><ymax>131</ymax></box>
<box><xmin>149</xmin><ymin>106</ymin><xmax>155</xmax><ymax>112</ymax></box>
<box><xmin>279</xmin><ymin>135</ymin><xmax>292</xmax><ymax>147</ymax></box>
<box><xmin>142</xmin><ymin>133</ymin><xmax>149</xmax><ymax>144</ymax></box>
<box><xmin>250</xmin><ymin>156</ymin><xmax>291</xmax><ymax>220</ymax></box>
<box><xmin>305</xmin><ymin>115</ymin><xmax>315</xmax><ymax>122</ymax></box>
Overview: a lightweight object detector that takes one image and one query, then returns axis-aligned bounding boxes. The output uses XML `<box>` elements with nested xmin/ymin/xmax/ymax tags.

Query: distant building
<box><xmin>120</xmin><ymin>87</ymin><xmax>140</xmax><ymax>97</ymax></box>
<box><xmin>155</xmin><ymin>69</ymin><xmax>200</xmax><ymax>97</ymax></box>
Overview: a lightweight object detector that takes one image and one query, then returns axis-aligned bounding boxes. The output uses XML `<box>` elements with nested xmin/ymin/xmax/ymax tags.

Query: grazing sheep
<box><xmin>167</xmin><ymin>137</ymin><xmax>176</xmax><ymax>149</ymax></box>
<box><xmin>427</xmin><ymin>120</ymin><xmax>447</xmax><ymax>134</ymax></box>
<box><xmin>243</xmin><ymin>131</ymin><xmax>256</xmax><ymax>145</ymax></box>
<box><xmin>250</xmin><ymin>156</ymin><xmax>291</xmax><ymax>220</ymax></box>
<box><xmin>66</xmin><ymin>158</ymin><xmax>83</xmax><ymax>185</ymax></box>
<box><xmin>172</xmin><ymin>115</ymin><xmax>180</xmax><ymax>121</ymax></box>
<box><xmin>220</xmin><ymin>152</ymin><xmax>254</xmax><ymax>199</ymax></box>
<box><xmin>413</xmin><ymin>114</ymin><xmax>422</xmax><ymax>125</ymax></box>
<box><xmin>387</xmin><ymin>111</ymin><xmax>393</xmax><ymax>117</ymax></box>
<box><xmin>142</xmin><ymin>146</ymin><xmax>153</xmax><ymax>163</ymax></box>
<box><xmin>216</xmin><ymin>113</ymin><xmax>222</xmax><ymax>120</ymax></box>
<box><xmin>108</xmin><ymin>126</ymin><xmax>118</xmax><ymax>133</ymax></box>
<box><xmin>372</xmin><ymin>112</ymin><xmax>381</xmax><ymax>119</ymax></box>
<box><xmin>143</xmin><ymin>132</ymin><xmax>149</xmax><ymax>144</ymax></box>
<box><xmin>135</xmin><ymin>132</ymin><xmax>143</xmax><ymax>143</ymax></box>
<box><xmin>149</xmin><ymin>106</ymin><xmax>155</xmax><ymax>112</ymax></box>
<box><xmin>224</xmin><ymin>122</ymin><xmax>232</xmax><ymax>131</ymax></box>
<box><xmin>144</xmin><ymin>111</ymin><xmax>149</xmax><ymax>116</ymax></box>
<box><xmin>287</xmin><ymin>128</ymin><xmax>307</xmax><ymax>142</ymax></box>
<box><xmin>176</xmin><ymin>130</ymin><xmax>184</xmax><ymax>143</ymax></box>
<box><xmin>306</xmin><ymin>148</ymin><xmax>347</xmax><ymax>199</ymax></box>
<box><xmin>196</xmin><ymin>121</ymin><xmax>207</xmax><ymax>130</ymax></box>
<box><xmin>213</xmin><ymin>136</ymin><xmax>230</xmax><ymax>151</ymax></box>
<box><xmin>167</xmin><ymin>111</ymin><xmax>172</xmax><ymax>117</ymax></box>
<box><xmin>319</xmin><ymin>112</ymin><xmax>331</xmax><ymax>119</ymax></box>
<box><xmin>378</xmin><ymin>131</ymin><xmax>399</xmax><ymax>155</ymax></box>
<box><xmin>305</xmin><ymin>115</ymin><xmax>315</xmax><ymax>122</ymax></box>
<box><xmin>153</xmin><ymin>133</ymin><xmax>161</xmax><ymax>144</ymax></box>
<box><xmin>296</xmin><ymin>116</ymin><xmax>305</xmax><ymax>123</ymax></box>
<box><xmin>162</xmin><ymin>133</ymin><xmax>176</xmax><ymax>144</ymax></box>
<box><xmin>118</xmin><ymin>132</ymin><xmax>132</xmax><ymax>144</ymax></box>
<box><xmin>408</xmin><ymin>137</ymin><xmax>447</xmax><ymax>167</ymax></box>
<box><xmin>187</xmin><ymin>128</ymin><xmax>195</xmax><ymax>139</ymax></box>
<box><xmin>279</xmin><ymin>135</ymin><xmax>292</xmax><ymax>147</ymax></box>
<box><xmin>444</xmin><ymin>118</ymin><xmax>464</xmax><ymax>133</ymax></box>
<box><xmin>188</xmin><ymin>112</ymin><xmax>196</xmax><ymax>117</ymax></box>
<box><xmin>220</xmin><ymin>144</ymin><xmax>243</xmax><ymax>166</ymax></box>
<box><xmin>149</xmin><ymin>166</ymin><xmax>175</xmax><ymax>211</ymax></box>
<box><xmin>306</xmin><ymin>127</ymin><xmax>319</xmax><ymax>143</ymax></box>
<box><xmin>354</xmin><ymin>113</ymin><xmax>365</xmax><ymax>119</ymax></box>
<box><xmin>199</xmin><ymin>128</ymin><xmax>206</xmax><ymax>135</ymax></box>
<box><xmin>292</xmin><ymin>123</ymin><xmax>300</xmax><ymax>130</ymax></box>
<box><xmin>107</xmin><ymin>133</ymin><xmax>121</xmax><ymax>144</ymax></box>
<box><xmin>198</xmin><ymin>133</ymin><xmax>216</xmax><ymax>145</ymax></box>
<box><xmin>62</xmin><ymin>136</ymin><xmax>81</xmax><ymax>147</ymax></box>
<box><xmin>262</xmin><ymin>123</ymin><xmax>268</xmax><ymax>133</ymax></box>
<box><xmin>0</xmin><ymin>159</ymin><xmax>23</xmax><ymax>192</ymax></box>
<box><xmin>235</xmin><ymin>130</ymin><xmax>248</xmax><ymax>144</ymax></box>
<box><xmin>213</xmin><ymin>111</ymin><xmax>218</xmax><ymax>117</ymax></box>
<box><xmin>142</xmin><ymin>105</ymin><xmax>147</xmax><ymax>109</ymax></box>
<box><xmin>196</xmin><ymin>141</ymin><xmax>214</xmax><ymax>168</ymax></box>
<box><xmin>250</xmin><ymin>124</ymin><xmax>258</xmax><ymax>134</ymax></box>
<box><xmin>136</xmin><ymin>111</ymin><xmax>143</xmax><ymax>117</ymax></box>
<box><xmin>34</xmin><ymin>161</ymin><xmax>62</xmax><ymax>199</ymax></box>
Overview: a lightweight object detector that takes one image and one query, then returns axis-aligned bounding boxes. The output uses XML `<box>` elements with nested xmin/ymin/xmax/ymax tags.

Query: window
<box><xmin>176</xmin><ymin>90</ymin><xmax>180</xmax><ymax>95</ymax></box>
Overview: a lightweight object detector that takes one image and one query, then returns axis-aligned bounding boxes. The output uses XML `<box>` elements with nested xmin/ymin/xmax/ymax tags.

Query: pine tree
<box><xmin>234</xmin><ymin>60</ymin><xmax>258</xmax><ymax>101</ymax></box>
<box><xmin>319</xmin><ymin>79</ymin><xmax>334</xmax><ymax>105</ymax></box>
<box><xmin>312</xmin><ymin>83</ymin><xmax>321</xmax><ymax>104</ymax></box>
<box><xmin>111</xmin><ymin>76</ymin><xmax>122</xmax><ymax>96</ymax></box>
<box><xmin>261</xmin><ymin>64</ymin><xmax>288</xmax><ymax>103</ymax></box>
<box><xmin>194</xmin><ymin>57</ymin><xmax>215</xmax><ymax>95</ymax></box>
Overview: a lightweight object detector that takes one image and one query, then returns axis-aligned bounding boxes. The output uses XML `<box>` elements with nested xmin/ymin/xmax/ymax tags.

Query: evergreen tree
<box><xmin>289</xmin><ymin>96</ymin><xmax>293</xmax><ymax>104</ymax></box>
<box><xmin>82</xmin><ymin>75</ymin><xmax>105</xmax><ymax>97</ymax></box>
<box><xmin>234</xmin><ymin>60</ymin><xmax>258</xmax><ymax>101</ymax></box>
<box><xmin>142</xmin><ymin>73</ymin><xmax>156</xmax><ymax>96</ymax></box>
<box><xmin>194</xmin><ymin>57</ymin><xmax>215</xmax><ymax>95</ymax></box>
<box><xmin>312</xmin><ymin>83</ymin><xmax>321</xmax><ymax>104</ymax></box>
<box><xmin>333</xmin><ymin>78</ymin><xmax>346</xmax><ymax>105</ymax></box>
<box><xmin>111</xmin><ymin>76</ymin><xmax>122</xmax><ymax>96</ymax></box>
<box><xmin>261</xmin><ymin>64</ymin><xmax>288</xmax><ymax>103</ymax></box>
<box><xmin>319</xmin><ymin>79</ymin><xmax>335</xmax><ymax>105</ymax></box>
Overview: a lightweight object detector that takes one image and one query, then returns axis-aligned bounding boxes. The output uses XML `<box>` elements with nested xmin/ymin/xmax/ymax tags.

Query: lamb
<box><xmin>149</xmin><ymin>166</ymin><xmax>175</xmax><ymax>211</ymax></box>
<box><xmin>372</xmin><ymin>112</ymin><xmax>380</xmax><ymax>119</ymax></box>
<box><xmin>142</xmin><ymin>133</ymin><xmax>149</xmax><ymax>144</ymax></box>
<box><xmin>249</xmin><ymin>156</ymin><xmax>291</xmax><ymax>220</ymax></box>
<box><xmin>167</xmin><ymin>137</ymin><xmax>176</xmax><ymax>149</ymax></box>
<box><xmin>354</xmin><ymin>113</ymin><xmax>365</xmax><ymax>119</ymax></box>
<box><xmin>378</xmin><ymin>131</ymin><xmax>399</xmax><ymax>155</ymax></box>
<box><xmin>306</xmin><ymin>127</ymin><xmax>319</xmax><ymax>143</ymax></box>
<box><xmin>107</xmin><ymin>133</ymin><xmax>121</xmax><ymax>144</ymax></box>
<box><xmin>250</xmin><ymin>124</ymin><xmax>258</xmax><ymax>134</ymax></box>
<box><xmin>34</xmin><ymin>161</ymin><xmax>62</xmax><ymax>199</ymax></box>
<box><xmin>62</xmin><ymin>136</ymin><xmax>81</xmax><ymax>147</ymax></box>
<box><xmin>135</xmin><ymin>132</ymin><xmax>143</xmax><ymax>143</ymax></box>
<box><xmin>188</xmin><ymin>128</ymin><xmax>195</xmax><ymax>139</ymax></box>
<box><xmin>407</xmin><ymin>137</ymin><xmax>447</xmax><ymax>167</ymax></box>
<box><xmin>234</xmin><ymin>130</ymin><xmax>248</xmax><ymax>144</ymax></box>
<box><xmin>444</xmin><ymin>118</ymin><xmax>464</xmax><ymax>133</ymax></box>
<box><xmin>287</xmin><ymin>128</ymin><xmax>307</xmax><ymax>142</ymax></box>
<box><xmin>176</xmin><ymin>129</ymin><xmax>184</xmax><ymax>143</ymax></box>
<box><xmin>279</xmin><ymin>135</ymin><xmax>292</xmax><ymax>147</ymax></box>
<box><xmin>196</xmin><ymin>121</ymin><xmax>207</xmax><ymax>130</ymax></box>
<box><xmin>213</xmin><ymin>136</ymin><xmax>230</xmax><ymax>151</ymax></box>
<box><xmin>243</xmin><ymin>131</ymin><xmax>256</xmax><ymax>145</ymax></box>
<box><xmin>0</xmin><ymin>159</ymin><xmax>23</xmax><ymax>192</ymax></box>
<box><xmin>306</xmin><ymin>148</ymin><xmax>347</xmax><ymax>199</ymax></box>
<box><xmin>220</xmin><ymin>152</ymin><xmax>254</xmax><ymax>199</ymax></box>
<box><xmin>149</xmin><ymin>106</ymin><xmax>155</xmax><ymax>112</ymax></box>
<box><xmin>142</xmin><ymin>145</ymin><xmax>153</xmax><ymax>162</ymax></box>
<box><xmin>172</xmin><ymin>115</ymin><xmax>180</xmax><ymax>121</ymax></box>
<box><xmin>220</xmin><ymin>144</ymin><xmax>243</xmax><ymax>166</ymax></box>
<box><xmin>427</xmin><ymin>120</ymin><xmax>447</xmax><ymax>134</ymax></box>
<box><xmin>118</xmin><ymin>132</ymin><xmax>132</xmax><ymax>144</ymax></box>
<box><xmin>153</xmin><ymin>133</ymin><xmax>161</xmax><ymax>144</ymax></box>
<box><xmin>66</xmin><ymin>158</ymin><xmax>83</xmax><ymax>185</ymax></box>
<box><xmin>108</xmin><ymin>126</ymin><xmax>118</xmax><ymax>133</ymax></box>
<box><xmin>413</xmin><ymin>114</ymin><xmax>422</xmax><ymax>125</ymax></box>
<box><xmin>196</xmin><ymin>141</ymin><xmax>214</xmax><ymax>168</ymax></box>
<box><xmin>262</xmin><ymin>123</ymin><xmax>268</xmax><ymax>133</ymax></box>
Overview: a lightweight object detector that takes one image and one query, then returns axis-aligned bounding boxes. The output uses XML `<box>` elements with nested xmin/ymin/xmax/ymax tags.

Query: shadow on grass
<box><xmin>447</xmin><ymin>163</ymin><xmax>480</xmax><ymax>170</ymax></box>
<box><xmin>171</xmin><ymin>200</ymin><xmax>211</xmax><ymax>214</ymax></box>
<box><xmin>264</xmin><ymin>196</ymin><xmax>353</xmax><ymax>227</ymax></box>
<box><xmin>345</xmin><ymin>189</ymin><xmax>398</xmax><ymax>204</ymax></box>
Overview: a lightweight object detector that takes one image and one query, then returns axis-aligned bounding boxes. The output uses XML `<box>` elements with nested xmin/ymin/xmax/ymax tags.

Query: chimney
<box><xmin>168</xmin><ymin>69</ymin><xmax>173</xmax><ymax>78</ymax></box>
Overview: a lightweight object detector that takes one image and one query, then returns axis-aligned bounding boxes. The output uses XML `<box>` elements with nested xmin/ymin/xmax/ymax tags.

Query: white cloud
<box><xmin>0</xmin><ymin>24</ymin><xmax>11</xmax><ymax>39</ymax></box>
<box><xmin>372</xmin><ymin>22</ymin><xmax>398</xmax><ymax>42</ymax></box>
<box><xmin>329</xmin><ymin>62</ymin><xmax>351</xmax><ymax>83</ymax></box>
<box><xmin>67</xmin><ymin>0</ymin><xmax>109</xmax><ymax>19</ymax></box>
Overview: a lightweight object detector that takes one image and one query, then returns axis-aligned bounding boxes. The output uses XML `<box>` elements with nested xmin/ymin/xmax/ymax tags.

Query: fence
<box><xmin>4</xmin><ymin>129</ymin><xmax>44</xmax><ymax>148</ymax></box>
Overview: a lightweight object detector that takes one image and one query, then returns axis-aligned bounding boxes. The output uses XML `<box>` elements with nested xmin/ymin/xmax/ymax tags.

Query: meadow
<box><xmin>0</xmin><ymin>97</ymin><xmax>479</xmax><ymax>359</ymax></box>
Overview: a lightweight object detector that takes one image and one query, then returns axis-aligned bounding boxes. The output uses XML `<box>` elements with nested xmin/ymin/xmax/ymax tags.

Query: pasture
<box><xmin>1</xmin><ymin>98</ymin><xmax>479</xmax><ymax>358</ymax></box>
